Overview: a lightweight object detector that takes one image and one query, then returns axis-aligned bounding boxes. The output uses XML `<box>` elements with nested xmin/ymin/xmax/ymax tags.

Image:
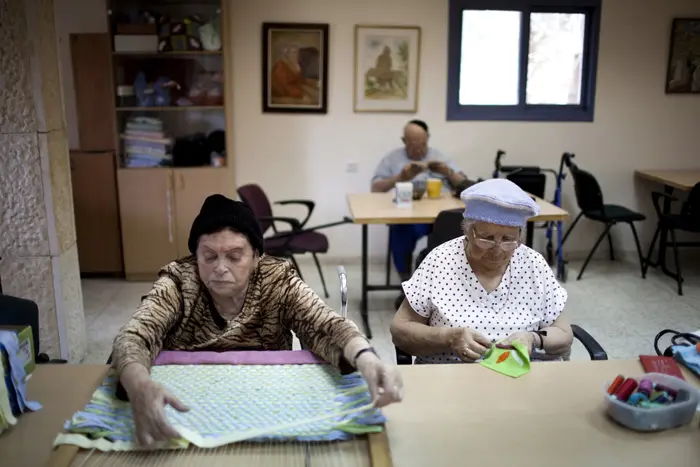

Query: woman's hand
<box><xmin>500</xmin><ymin>331</ymin><xmax>536</xmax><ymax>354</ymax></box>
<box><xmin>447</xmin><ymin>328</ymin><xmax>491</xmax><ymax>362</ymax></box>
<box><xmin>355</xmin><ymin>352</ymin><xmax>403</xmax><ymax>408</ymax></box>
<box><xmin>129</xmin><ymin>378</ymin><xmax>190</xmax><ymax>446</ymax></box>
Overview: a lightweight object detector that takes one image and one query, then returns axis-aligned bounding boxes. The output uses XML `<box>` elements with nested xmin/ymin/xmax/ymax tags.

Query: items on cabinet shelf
<box><xmin>158</xmin><ymin>16</ymin><xmax>205</xmax><ymax>52</ymax></box>
<box><xmin>172</xmin><ymin>130</ymin><xmax>226</xmax><ymax>168</ymax></box>
<box><xmin>133</xmin><ymin>72</ymin><xmax>181</xmax><ymax>107</ymax></box>
<box><xmin>116</xmin><ymin>85</ymin><xmax>136</xmax><ymax>107</ymax></box>
<box><xmin>200</xmin><ymin>14</ymin><xmax>222</xmax><ymax>52</ymax></box>
<box><xmin>185</xmin><ymin>72</ymin><xmax>223</xmax><ymax>106</ymax></box>
<box><xmin>121</xmin><ymin>117</ymin><xmax>173</xmax><ymax>168</ymax></box>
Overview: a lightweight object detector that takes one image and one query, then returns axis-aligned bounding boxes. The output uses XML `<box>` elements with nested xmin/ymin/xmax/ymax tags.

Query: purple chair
<box><xmin>237</xmin><ymin>184</ymin><xmax>350</xmax><ymax>298</ymax></box>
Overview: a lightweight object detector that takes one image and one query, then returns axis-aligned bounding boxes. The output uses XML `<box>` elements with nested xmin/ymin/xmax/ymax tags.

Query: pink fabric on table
<box><xmin>152</xmin><ymin>350</ymin><xmax>326</xmax><ymax>366</ymax></box>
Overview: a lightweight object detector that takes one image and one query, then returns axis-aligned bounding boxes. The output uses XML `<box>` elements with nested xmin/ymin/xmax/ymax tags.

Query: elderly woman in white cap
<box><xmin>390</xmin><ymin>179</ymin><xmax>573</xmax><ymax>364</ymax></box>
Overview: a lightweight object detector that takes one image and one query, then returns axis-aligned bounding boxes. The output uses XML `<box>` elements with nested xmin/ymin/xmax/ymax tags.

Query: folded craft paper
<box><xmin>480</xmin><ymin>342</ymin><xmax>531</xmax><ymax>378</ymax></box>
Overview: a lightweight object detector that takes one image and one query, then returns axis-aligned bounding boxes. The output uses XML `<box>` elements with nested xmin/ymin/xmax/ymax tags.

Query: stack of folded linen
<box><xmin>0</xmin><ymin>331</ymin><xmax>41</xmax><ymax>434</ymax></box>
<box><xmin>121</xmin><ymin>116</ymin><xmax>173</xmax><ymax>168</ymax></box>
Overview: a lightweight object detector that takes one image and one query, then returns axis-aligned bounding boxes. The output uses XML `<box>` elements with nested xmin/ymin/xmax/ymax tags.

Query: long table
<box><xmin>346</xmin><ymin>192</ymin><xmax>569</xmax><ymax>337</ymax></box>
<box><xmin>635</xmin><ymin>170</ymin><xmax>700</xmax><ymax>282</ymax></box>
<box><xmin>2</xmin><ymin>361</ymin><xmax>699</xmax><ymax>466</ymax></box>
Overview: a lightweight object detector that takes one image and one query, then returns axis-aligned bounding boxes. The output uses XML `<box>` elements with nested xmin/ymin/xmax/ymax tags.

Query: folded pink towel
<box><xmin>152</xmin><ymin>350</ymin><xmax>325</xmax><ymax>366</ymax></box>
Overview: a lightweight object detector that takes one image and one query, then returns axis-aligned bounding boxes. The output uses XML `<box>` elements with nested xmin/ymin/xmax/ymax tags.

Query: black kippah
<box><xmin>187</xmin><ymin>194</ymin><xmax>263</xmax><ymax>256</ymax></box>
<box><xmin>408</xmin><ymin>119</ymin><xmax>429</xmax><ymax>133</ymax></box>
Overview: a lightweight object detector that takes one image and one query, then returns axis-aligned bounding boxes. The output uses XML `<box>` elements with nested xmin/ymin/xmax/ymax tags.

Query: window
<box><xmin>447</xmin><ymin>0</ymin><xmax>601</xmax><ymax>122</ymax></box>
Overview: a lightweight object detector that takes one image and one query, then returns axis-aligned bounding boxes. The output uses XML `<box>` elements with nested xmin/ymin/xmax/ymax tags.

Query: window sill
<box><xmin>446</xmin><ymin>105</ymin><xmax>595</xmax><ymax>122</ymax></box>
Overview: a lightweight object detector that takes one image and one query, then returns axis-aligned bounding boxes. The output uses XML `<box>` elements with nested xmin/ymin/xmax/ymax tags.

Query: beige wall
<box><xmin>56</xmin><ymin>0</ymin><xmax>700</xmax><ymax>262</ymax></box>
<box><xmin>1</xmin><ymin>0</ymin><xmax>86</xmax><ymax>362</ymax></box>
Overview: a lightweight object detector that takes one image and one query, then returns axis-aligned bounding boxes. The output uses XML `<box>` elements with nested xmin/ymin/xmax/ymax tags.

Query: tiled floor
<box><xmin>81</xmin><ymin>257</ymin><xmax>700</xmax><ymax>364</ymax></box>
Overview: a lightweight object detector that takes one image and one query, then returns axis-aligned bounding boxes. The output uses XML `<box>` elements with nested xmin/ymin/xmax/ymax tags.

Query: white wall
<box><xmin>56</xmin><ymin>0</ymin><xmax>700</xmax><ymax>263</ymax></box>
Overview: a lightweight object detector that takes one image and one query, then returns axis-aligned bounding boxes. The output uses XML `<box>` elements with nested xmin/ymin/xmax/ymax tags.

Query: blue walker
<box><xmin>491</xmin><ymin>150</ymin><xmax>573</xmax><ymax>282</ymax></box>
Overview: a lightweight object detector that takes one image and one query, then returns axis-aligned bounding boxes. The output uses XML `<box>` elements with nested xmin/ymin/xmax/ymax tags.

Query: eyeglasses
<box><xmin>471</xmin><ymin>230</ymin><xmax>520</xmax><ymax>252</ymax></box>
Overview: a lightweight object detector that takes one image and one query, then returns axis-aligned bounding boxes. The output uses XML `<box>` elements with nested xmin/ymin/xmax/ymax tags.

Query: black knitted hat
<box><xmin>188</xmin><ymin>194</ymin><xmax>263</xmax><ymax>255</ymax></box>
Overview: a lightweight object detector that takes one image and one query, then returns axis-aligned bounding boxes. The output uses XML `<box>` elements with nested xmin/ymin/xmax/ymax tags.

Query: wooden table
<box><xmin>1</xmin><ymin>365</ymin><xmax>107</xmax><ymax>467</ymax></box>
<box><xmin>635</xmin><ymin>170</ymin><xmax>700</xmax><ymax>282</ymax></box>
<box><xmin>346</xmin><ymin>192</ymin><xmax>569</xmax><ymax>337</ymax></box>
<box><xmin>2</xmin><ymin>361</ymin><xmax>699</xmax><ymax>467</ymax></box>
<box><xmin>635</xmin><ymin>170</ymin><xmax>700</xmax><ymax>192</ymax></box>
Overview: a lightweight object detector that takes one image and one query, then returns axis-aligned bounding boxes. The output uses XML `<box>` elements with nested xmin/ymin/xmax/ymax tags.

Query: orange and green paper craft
<box><xmin>480</xmin><ymin>342</ymin><xmax>531</xmax><ymax>378</ymax></box>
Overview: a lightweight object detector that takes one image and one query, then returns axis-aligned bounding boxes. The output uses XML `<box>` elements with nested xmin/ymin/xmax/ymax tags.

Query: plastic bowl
<box><xmin>603</xmin><ymin>373</ymin><xmax>700</xmax><ymax>432</ymax></box>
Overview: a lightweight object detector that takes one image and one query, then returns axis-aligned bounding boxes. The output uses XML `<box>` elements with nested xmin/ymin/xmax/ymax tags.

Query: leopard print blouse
<box><xmin>111</xmin><ymin>256</ymin><xmax>363</xmax><ymax>374</ymax></box>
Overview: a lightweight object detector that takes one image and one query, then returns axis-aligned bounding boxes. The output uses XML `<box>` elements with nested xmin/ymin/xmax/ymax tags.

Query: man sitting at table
<box><xmin>371</xmin><ymin>119</ymin><xmax>468</xmax><ymax>282</ymax></box>
<box><xmin>390</xmin><ymin>179</ymin><xmax>573</xmax><ymax>364</ymax></box>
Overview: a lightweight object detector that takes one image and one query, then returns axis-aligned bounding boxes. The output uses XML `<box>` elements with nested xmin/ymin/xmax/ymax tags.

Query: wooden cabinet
<box><xmin>117</xmin><ymin>169</ymin><xmax>178</xmax><ymax>280</ymax></box>
<box><xmin>173</xmin><ymin>168</ymin><xmax>235</xmax><ymax>257</ymax></box>
<box><xmin>106</xmin><ymin>0</ymin><xmax>236</xmax><ymax>281</ymax></box>
<box><xmin>70</xmin><ymin>152</ymin><xmax>123</xmax><ymax>274</ymax></box>
<box><xmin>118</xmin><ymin>167</ymin><xmax>234</xmax><ymax>280</ymax></box>
<box><xmin>70</xmin><ymin>33</ymin><xmax>116</xmax><ymax>151</ymax></box>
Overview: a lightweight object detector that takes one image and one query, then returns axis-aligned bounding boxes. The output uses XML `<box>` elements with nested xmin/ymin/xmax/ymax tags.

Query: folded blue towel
<box><xmin>0</xmin><ymin>331</ymin><xmax>41</xmax><ymax>416</ymax></box>
<box><xmin>672</xmin><ymin>344</ymin><xmax>700</xmax><ymax>378</ymax></box>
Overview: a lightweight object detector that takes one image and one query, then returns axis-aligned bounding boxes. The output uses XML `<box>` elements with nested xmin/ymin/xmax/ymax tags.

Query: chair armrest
<box><xmin>650</xmin><ymin>191</ymin><xmax>679</xmax><ymax>218</ymax></box>
<box><xmin>395</xmin><ymin>346</ymin><xmax>413</xmax><ymax>365</ymax></box>
<box><xmin>36</xmin><ymin>353</ymin><xmax>67</xmax><ymax>364</ymax></box>
<box><xmin>571</xmin><ymin>324</ymin><xmax>608</xmax><ymax>361</ymax></box>
<box><xmin>301</xmin><ymin>217</ymin><xmax>353</xmax><ymax>233</ymax></box>
<box><xmin>275</xmin><ymin>199</ymin><xmax>315</xmax><ymax>228</ymax></box>
<box><xmin>258</xmin><ymin>216</ymin><xmax>302</xmax><ymax>236</ymax></box>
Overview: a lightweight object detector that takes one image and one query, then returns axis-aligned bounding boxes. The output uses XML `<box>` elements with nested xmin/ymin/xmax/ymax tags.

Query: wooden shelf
<box><xmin>112</xmin><ymin>51</ymin><xmax>222</xmax><ymax>58</ymax></box>
<box><xmin>118</xmin><ymin>165</ymin><xmax>228</xmax><ymax>170</ymax></box>
<box><xmin>116</xmin><ymin>105</ymin><xmax>223</xmax><ymax>112</ymax></box>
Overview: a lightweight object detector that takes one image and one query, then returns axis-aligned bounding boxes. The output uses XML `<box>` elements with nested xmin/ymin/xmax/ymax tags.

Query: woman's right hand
<box><xmin>129</xmin><ymin>379</ymin><xmax>189</xmax><ymax>446</ymax></box>
<box><xmin>447</xmin><ymin>328</ymin><xmax>491</xmax><ymax>362</ymax></box>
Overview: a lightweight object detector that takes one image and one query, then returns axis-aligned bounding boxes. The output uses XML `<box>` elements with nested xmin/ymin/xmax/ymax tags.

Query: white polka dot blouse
<box><xmin>401</xmin><ymin>236</ymin><xmax>567</xmax><ymax>364</ymax></box>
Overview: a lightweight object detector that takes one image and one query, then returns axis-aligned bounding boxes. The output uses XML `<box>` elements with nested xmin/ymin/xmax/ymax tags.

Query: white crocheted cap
<box><xmin>460</xmin><ymin>178</ymin><xmax>540</xmax><ymax>227</ymax></box>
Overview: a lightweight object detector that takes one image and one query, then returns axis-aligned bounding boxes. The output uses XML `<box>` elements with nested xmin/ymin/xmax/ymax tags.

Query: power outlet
<box><xmin>346</xmin><ymin>162</ymin><xmax>359</xmax><ymax>173</ymax></box>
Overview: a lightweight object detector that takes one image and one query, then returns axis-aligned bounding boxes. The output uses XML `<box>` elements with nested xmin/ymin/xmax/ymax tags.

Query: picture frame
<box><xmin>261</xmin><ymin>22</ymin><xmax>329</xmax><ymax>113</ymax></box>
<box><xmin>665</xmin><ymin>18</ymin><xmax>700</xmax><ymax>94</ymax></box>
<box><xmin>353</xmin><ymin>25</ymin><xmax>421</xmax><ymax>113</ymax></box>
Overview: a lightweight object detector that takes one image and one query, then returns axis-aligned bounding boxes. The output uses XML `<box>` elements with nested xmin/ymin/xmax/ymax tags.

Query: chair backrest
<box><xmin>237</xmin><ymin>184</ymin><xmax>274</xmax><ymax>234</ymax></box>
<box><xmin>683</xmin><ymin>182</ymin><xmax>700</xmax><ymax>221</ymax></box>
<box><xmin>569</xmin><ymin>163</ymin><xmax>604</xmax><ymax>213</ymax></box>
<box><xmin>505</xmin><ymin>172</ymin><xmax>547</xmax><ymax>199</ymax></box>
<box><xmin>426</xmin><ymin>209</ymin><xmax>464</xmax><ymax>252</ymax></box>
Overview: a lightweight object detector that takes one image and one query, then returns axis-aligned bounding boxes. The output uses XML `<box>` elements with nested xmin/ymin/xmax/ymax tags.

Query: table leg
<box><xmin>361</xmin><ymin>224</ymin><xmax>372</xmax><ymax>339</ymax></box>
<box><xmin>525</xmin><ymin>222</ymin><xmax>535</xmax><ymax>248</ymax></box>
<box><xmin>657</xmin><ymin>185</ymin><xmax>674</xmax><ymax>275</ymax></box>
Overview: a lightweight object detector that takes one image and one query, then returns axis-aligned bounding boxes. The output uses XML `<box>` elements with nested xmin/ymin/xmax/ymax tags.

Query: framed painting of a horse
<box><xmin>353</xmin><ymin>25</ymin><xmax>421</xmax><ymax>113</ymax></box>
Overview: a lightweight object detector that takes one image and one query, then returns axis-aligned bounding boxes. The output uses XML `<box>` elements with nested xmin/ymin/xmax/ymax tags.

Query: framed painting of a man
<box><xmin>262</xmin><ymin>22</ymin><xmax>329</xmax><ymax>113</ymax></box>
<box><xmin>354</xmin><ymin>25</ymin><xmax>421</xmax><ymax>113</ymax></box>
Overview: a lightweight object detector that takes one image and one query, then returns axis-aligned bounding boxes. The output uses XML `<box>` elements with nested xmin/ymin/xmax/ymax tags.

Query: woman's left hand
<box><xmin>500</xmin><ymin>332</ymin><xmax>536</xmax><ymax>354</ymax></box>
<box><xmin>355</xmin><ymin>352</ymin><xmax>404</xmax><ymax>408</ymax></box>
